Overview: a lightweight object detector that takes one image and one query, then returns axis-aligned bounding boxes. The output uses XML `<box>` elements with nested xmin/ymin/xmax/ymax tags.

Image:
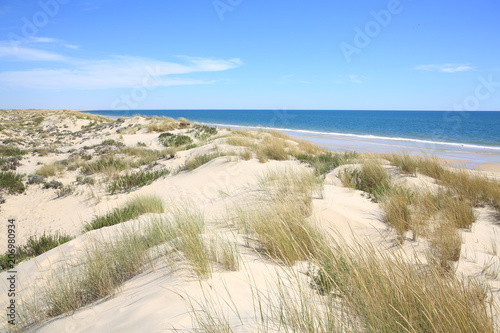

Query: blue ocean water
<box><xmin>87</xmin><ymin>110</ymin><xmax>500</xmax><ymax>149</ymax></box>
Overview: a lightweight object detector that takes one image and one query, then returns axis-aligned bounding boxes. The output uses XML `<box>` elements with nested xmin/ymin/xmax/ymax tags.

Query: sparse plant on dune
<box><xmin>180</xmin><ymin>152</ymin><xmax>225</xmax><ymax>172</ymax></box>
<box><xmin>83</xmin><ymin>195</ymin><xmax>164</xmax><ymax>231</ymax></box>
<box><xmin>106</xmin><ymin>168</ymin><xmax>170</xmax><ymax>194</ymax></box>
<box><xmin>340</xmin><ymin>159</ymin><xmax>391</xmax><ymax>202</ymax></box>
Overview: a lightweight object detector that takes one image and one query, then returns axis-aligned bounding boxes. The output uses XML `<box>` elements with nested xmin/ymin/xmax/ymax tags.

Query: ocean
<box><xmin>86</xmin><ymin>110</ymin><xmax>500</xmax><ymax>164</ymax></box>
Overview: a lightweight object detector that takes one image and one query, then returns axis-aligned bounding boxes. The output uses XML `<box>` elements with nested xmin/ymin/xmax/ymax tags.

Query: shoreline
<box><xmin>1</xmin><ymin>109</ymin><xmax>499</xmax><ymax>332</ymax></box>
<box><xmin>74</xmin><ymin>110</ymin><xmax>500</xmax><ymax>174</ymax></box>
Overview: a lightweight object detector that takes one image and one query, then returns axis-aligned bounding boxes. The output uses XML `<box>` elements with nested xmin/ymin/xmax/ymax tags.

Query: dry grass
<box><xmin>428</xmin><ymin>220</ymin><xmax>462</xmax><ymax>271</ymax></box>
<box><xmin>384</xmin><ymin>153</ymin><xmax>418</xmax><ymax>176</ymax></box>
<box><xmin>235</xmin><ymin>168</ymin><xmax>326</xmax><ymax>265</ymax></box>
<box><xmin>35</xmin><ymin>162</ymin><xmax>65</xmax><ymax>177</ymax></box>
<box><xmin>145</xmin><ymin>116</ymin><xmax>178</xmax><ymax>132</ymax></box>
<box><xmin>387</xmin><ymin>154</ymin><xmax>500</xmax><ymax>213</ymax></box>
<box><xmin>207</xmin><ymin>234</ymin><xmax>240</xmax><ymax>272</ymax></box>
<box><xmin>310</xmin><ymin>240</ymin><xmax>494</xmax><ymax>333</ymax></box>
<box><xmin>340</xmin><ymin>159</ymin><xmax>391</xmax><ymax>201</ymax></box>
<box><xmin>381</xmin><ymin>187</ymin><xmax>416</xmax><ymax>243</ymax></box>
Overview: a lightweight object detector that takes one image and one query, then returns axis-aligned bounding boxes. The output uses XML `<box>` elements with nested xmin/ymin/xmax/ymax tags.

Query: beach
<box><xmin>1</xmin><ymin>110</ymin><xmax>499</xmax><ymax>332</ymax></box>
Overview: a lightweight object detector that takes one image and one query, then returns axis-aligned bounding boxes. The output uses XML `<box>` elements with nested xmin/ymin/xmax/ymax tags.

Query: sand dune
<box><xmin>1</xmin><ymin>110</ymin><xmax>499</xmax><ymax>332</ymax></box>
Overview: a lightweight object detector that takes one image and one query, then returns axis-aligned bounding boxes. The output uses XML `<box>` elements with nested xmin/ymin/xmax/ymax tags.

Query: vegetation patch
<box><xmin>310</xmin><ymin>242</ymin><xmax>494</xmax><ymax>332</ymax></box>
<box><xmin>294</xmin><ymin>152</ymin><xmax>358</xmax><ymax>176</ymax></box>
<box><xmin>83</xmin><ymin>195</ymin><xmax>164</xmax><ymax>231</ymax></box>
<box><xmin>107</xmin><ymin>168</ymin><xmax>170</xmax><ymax>194</ymax></box>
<box><xmin>158</xmin><ymin>132</ymin><xmax>193</xmax><ymax>147</ymax></box>
<box><xmin>180</xmin><ymin>153</ymin><xmax>224</xmax><ymax>172</ymax></box>
<box><xmin>0</xmin><ymin>171</ymin><xmax>25</xmax><ymax>194</ymax></box>
<box><xmin>0</xmin><ymin>232</ymin><xmax>73</xmax><ymax>271</ymax></box>
<box><xmin>190</xmin><ymin>124</ymin><xmax>218</xmax><ymax>140</ymax></box>
<box><xmin>0</xmin><ymin>145</ymin><xmax>26</xmax><ymax>157</ymax></box>
<box><xmin>340</xmin><ymin>160</ymin><xmax>391</xmax><ymax>202</ymax></box>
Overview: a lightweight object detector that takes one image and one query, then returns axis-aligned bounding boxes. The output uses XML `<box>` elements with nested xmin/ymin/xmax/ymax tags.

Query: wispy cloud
<box><xmin>0</xmin><ymin>44</ymin><xmax>68</xmax><ymax>62</ymax></box>
<box><xmin>0</xmin><ymin>55</ymin><xmax>242</xmax><ymax>90</ymax></box>
<box><xmin>414</xmin><ymin>64</ymin><xmax>476</xmax><ymax>73</ymax></box>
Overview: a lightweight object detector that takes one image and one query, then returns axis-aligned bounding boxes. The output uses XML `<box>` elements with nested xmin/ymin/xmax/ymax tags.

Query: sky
<box><xmin>0</xmin><ymin>0</ymin><xmax>499</xmax><ymax>111</ymax></box>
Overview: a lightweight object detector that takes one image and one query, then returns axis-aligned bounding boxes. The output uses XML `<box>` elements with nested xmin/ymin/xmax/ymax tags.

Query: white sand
<box><xmin>1</xmin><ymin>110</ymin><xmax>499</xmax><ymax>332</ymax></box>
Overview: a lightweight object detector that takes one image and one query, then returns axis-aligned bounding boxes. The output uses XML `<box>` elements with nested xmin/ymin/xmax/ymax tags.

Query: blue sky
<box><xmin>0</xmin><ymin>0</ymin><xmax>499</xmax><ymax>110</ymax></box>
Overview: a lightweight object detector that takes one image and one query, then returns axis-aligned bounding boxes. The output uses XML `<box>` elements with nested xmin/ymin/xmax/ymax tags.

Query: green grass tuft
<box><xmin>83</xmin><ymin>195</ymin><xmax>164</xmax><ymax>231</ymax></box>
<box><xmin>106</xmin><ymin>168</ymin><xmax>170</xmax><ymax>194</ymax></box>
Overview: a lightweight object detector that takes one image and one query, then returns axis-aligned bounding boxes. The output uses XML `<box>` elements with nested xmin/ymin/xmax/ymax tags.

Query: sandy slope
<box><xmin>1</xmin><ymin>110</ymin><xmax>499</xmax><ymax>332</ymax></box>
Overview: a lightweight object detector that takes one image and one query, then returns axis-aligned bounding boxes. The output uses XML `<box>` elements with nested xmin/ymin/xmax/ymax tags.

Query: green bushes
<box><xmin>0</xmin><ymin>171</ymin><xmax>25</xmax><ymax>194</ymax></box>
<box><xmin>190</xmin><ymin>124</ymin><xmax>218</xmax><ymax>140</ymax></box>
<box><xmin>158</xmin><ymin>132</ymin><xmax>193</xmax><ymax>147</ymax></box>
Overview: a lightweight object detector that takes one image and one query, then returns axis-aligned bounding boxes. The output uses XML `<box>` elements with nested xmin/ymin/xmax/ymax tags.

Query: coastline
<box><xmin>1</xmin><ymin>109</ymin><xmax>499</xmax><ymax>332</ymax></box>
<box><xmin>82</xmin><ymin>111</ymin><xmax>500</xmax><ymax>172</ymax></box>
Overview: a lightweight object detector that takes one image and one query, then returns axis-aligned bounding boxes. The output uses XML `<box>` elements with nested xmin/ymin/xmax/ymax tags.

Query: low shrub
<box><xmin>0</xmin><ymin>157</ymin><xmax>21</xmax><ymax>171</ymax></box>
<box><xmin>158</xmin><ymin>132</ymin><xmax>193</xmax><ymax>147</ymax></box>
<box><xmin>0</xmin><ymin>171</ymin><xmax>25</xmax><ymax>194</ymax></box>
<box><xmin>191</xmin><ymin>124</ymin><xmax>217</xmax><ymax>139</ymax></box>
<box><xmin>43</xmin><ymin>180</ymin><xmax>63</xmax><ymax>189</ymax></box>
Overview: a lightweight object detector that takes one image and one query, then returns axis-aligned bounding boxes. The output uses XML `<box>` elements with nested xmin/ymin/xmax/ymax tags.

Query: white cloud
<box><xmin>414</xmin><ymin>64</ymin><xmax>476</xmax><ymax>73</ymax></box>
<box><xmin>0</xmin><ymin>55</ymin><xmax>242</xmax><ymax>90</ymax></box>
<box><xmin>27</xmin><ymin>37</ymin><xmax>61</xmax><ymax>44</ymax></box>
<box><xmin>0</xmin><ymin>45</ymin><xmax>68</xmax><ymax>61</ymax></box>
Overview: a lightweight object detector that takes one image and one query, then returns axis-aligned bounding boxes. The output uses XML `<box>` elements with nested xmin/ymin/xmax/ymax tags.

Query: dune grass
<box><xmin>381</xmin><ymin>187</ymin><xmax>416</xmax><ymax>243</ymax></box>
<box><xmin>309</xmin><ymin>240</ymin><xmax>494</xmax><ymax>333</ymax></box>
<box><xmin>0</xmin><ymin>145</ymin><xmax>26</xmax><ymax>157</ymax></box>
<box><xmin>146</xmin><ymin>116</ymin><xmax>178</xmax><ymax>132</ymax></box>
<box><xmin>180</xmin><ymin>152</ymin><xmax>225</xmax><ymax>172</ymax></box>
<box><xmin>168</xmin><ymin>207</ymin><xmax>212</xmax><ymax>278</ymax></box>
<box><xmin>83</xmin><ymin>195</ymin><xmax>164</xmax><ymax>232</ymax></box>
<box><xmin>35</xmin><ymin>162</ymin><xmax>66</xmax><ymax>177</ymax></box>
<box><xmin>235</xmin><ymin>168</ymin><xmax>326</xmax><ymax>265</ymax></box>
<box><xmin>294</xmin><ymin>152</ymin><xmax>358</xmax><ymax>177</ymax></box>
<box><xmin>0</xmin><ymin>232</ymin><xmax>73</xmax><ymax>271</ymax></box>
<box><xmin>106</xmin><ymin>168</ymin><xmax>170</xmax><ymax>194</ymax></box>
<box><xmin>80</xmin><ymin>156</ymin><xmax>127</xmax><ymax>176</ymax></box>
<box><xmin>35</xmin><ymin>231</ymin><xmax>151</xmax><ymax>319</ymax></box>
<box><xmin>340</xmin><ymin>159</ymin><xmax>391</xmax><ymax>202</ymax></box>
<box><xmin>386</xmin><ymin>154</ymin><xmax>500</xmax><ymax>213</ymax></box>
